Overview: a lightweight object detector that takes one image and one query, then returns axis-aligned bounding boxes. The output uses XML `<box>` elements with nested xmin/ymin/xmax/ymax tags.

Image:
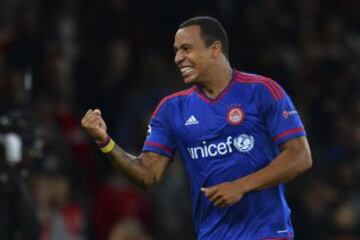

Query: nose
<box><xmin>174</xmin><ymin>51</ymin><xmax>185</xmax><ymax>66</ymax></box>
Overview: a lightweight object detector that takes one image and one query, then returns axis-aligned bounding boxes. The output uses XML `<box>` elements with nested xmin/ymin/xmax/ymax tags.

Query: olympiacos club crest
<box><xmin>227</xmin><ymin>107</ymin><xmax>244</xmax><ymax>125</ymax></box>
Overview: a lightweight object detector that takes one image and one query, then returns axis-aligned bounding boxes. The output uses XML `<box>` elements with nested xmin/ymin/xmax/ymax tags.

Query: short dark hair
<box><xmin>179</xmin><ymin>16</ymin><xmax>229</xmax><ymax>59</ymax></box>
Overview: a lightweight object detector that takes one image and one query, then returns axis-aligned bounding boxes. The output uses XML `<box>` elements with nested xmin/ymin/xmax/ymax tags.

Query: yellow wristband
<box><xmin>100</xmin><ymin>138</ymin><xmax>115</xmax><ymax>153</ymax></box>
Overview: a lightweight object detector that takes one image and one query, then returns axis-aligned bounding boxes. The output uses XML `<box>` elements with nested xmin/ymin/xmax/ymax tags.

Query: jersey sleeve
<box><xmin>258</xmin><ymin>80</ymin><xmax>306</xmax><ymax>146</ymax></box>
<box><xmin>142</xmin><ymin>100</ymin><xmax>176</xmax><ymax>158</ymax></box>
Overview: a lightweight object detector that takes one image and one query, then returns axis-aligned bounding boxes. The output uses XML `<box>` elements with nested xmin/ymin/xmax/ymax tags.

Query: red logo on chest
<box><xmin>227</xmin><ymin>107</ymin><xmax>245</xmax><ymax>125</ymax></box>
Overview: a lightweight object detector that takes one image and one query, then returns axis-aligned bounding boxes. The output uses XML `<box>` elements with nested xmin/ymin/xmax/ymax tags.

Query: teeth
<box><xmin>181</xmin><ymin>67</ymin><xmax>193</xmax><ymax>74</ymax></box>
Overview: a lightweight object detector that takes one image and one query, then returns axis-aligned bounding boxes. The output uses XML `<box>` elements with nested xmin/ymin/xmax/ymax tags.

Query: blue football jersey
<box><xmin>142</xmin><ymin>70</ymin><xmax>305</xmax><ymax>240</ymax></box>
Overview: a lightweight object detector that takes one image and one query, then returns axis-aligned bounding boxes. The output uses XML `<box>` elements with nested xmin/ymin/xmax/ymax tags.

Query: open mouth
<box><xmin>179</xmin><ymin>65</ymin><xmax>197</xmax><ymax>83</ymax></box>
<box><xmin>180</xmin><ymin>66</ymin><xmax>194</xmax><ymax>75</ymax></box>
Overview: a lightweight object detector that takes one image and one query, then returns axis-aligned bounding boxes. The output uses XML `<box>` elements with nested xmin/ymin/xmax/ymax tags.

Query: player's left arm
<box><xmin>203</xmin><ymin>80</ymin><xmax>312</xmax><ymax>208</ymax></box>
<box><xmin>202</xmin><ymin>136</ymin><xmax>312</xmax><ymax>208</ymax></box>
<box><xmin>236</xmin><ymin>135</ymin><xmax>312</xmax><ymax>191</ymax></box>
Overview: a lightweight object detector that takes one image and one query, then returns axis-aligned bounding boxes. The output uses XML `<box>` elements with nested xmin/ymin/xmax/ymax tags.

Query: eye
<box><xmin>183</xmin><ymin>45</ymin><xmax>192</xmax><ymax>52</ymax></box>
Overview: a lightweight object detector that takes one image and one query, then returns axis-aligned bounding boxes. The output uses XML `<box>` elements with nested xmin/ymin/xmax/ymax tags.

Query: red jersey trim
<box><xmin>272</xmin><ymin>127</ymin><xmax>305</xmax><ymax>142</ymax></box>
<box><xmin>235</xmin><ymin>71</ymin><xmax>285</xmax><ymax>100</ymax></box>
<box><xmin>144</xmin><ymin>141</ymin><xmax>175</xmax><ymax>154</ymax></box>
<box><xmin>151</xmin><ymin>86</ymin><xmax>196</xmax><ymax>117</ymax></box>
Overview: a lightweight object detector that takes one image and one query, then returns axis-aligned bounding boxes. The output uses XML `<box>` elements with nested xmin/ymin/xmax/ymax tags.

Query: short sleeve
<box><xmin>259</xmin><ymin>81</ymin><xmax>306</xmax><ymax>146</ymax></box>
<box><xmin>142</xmin><ymin>100</ymin><xmax>176</xmax><ymax>158</ymax></box>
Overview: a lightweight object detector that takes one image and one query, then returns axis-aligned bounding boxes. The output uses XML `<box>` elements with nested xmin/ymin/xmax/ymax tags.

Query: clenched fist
<box><xmin>81</xmin><ymin>109</ymin><xmax>108</xmax><ymax>143</ymax></box>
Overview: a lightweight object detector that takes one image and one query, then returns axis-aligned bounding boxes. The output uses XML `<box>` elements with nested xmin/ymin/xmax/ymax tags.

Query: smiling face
<box><xmin>174</xmin><ymin>25</ymin><xmax>215</xmax><ymax>84</ymax></box>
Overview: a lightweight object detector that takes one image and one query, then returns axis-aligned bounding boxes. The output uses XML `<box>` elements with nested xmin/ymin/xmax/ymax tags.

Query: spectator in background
<box><xmin>0</xmin><ymin>158</ymin><xmax>40</xmax><ymax>239</ymax></box>
<box><xmin>108</xmin><ymin>217</ymin><xmax>152</xmax><ymax>240</ymax></box>
<box><xmin>32</xmin><ymin>174</ymin><xmax>85</xmax><ymax>240</ymax></box>
<box><xmin>94</xmin><ymin>173</ymin><xmax>153</xmax><ymax>240</ymax></box>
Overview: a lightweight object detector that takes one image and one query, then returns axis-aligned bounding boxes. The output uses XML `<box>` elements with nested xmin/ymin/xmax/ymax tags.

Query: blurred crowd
<box><xmin>0</xmin><ymin>0</ymin><xmax>359</xmax><ymax>239</ymax></box>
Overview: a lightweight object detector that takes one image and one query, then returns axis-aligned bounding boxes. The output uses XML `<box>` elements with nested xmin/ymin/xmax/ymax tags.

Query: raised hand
<box><xmin>81</xmin><ymin>109</ymin><xmax>108</xmax><ymax>143</ymax></box>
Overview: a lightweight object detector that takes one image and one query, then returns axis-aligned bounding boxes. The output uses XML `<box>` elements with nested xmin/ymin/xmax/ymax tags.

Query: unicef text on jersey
<box><xmin>187</xmin><ymin>134</ymin><xmax>255</xmax><ymax>159</ymax></box>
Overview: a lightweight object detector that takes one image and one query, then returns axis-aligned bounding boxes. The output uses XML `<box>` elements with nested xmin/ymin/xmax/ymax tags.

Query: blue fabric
<box><xmin>142</xmin><ymin>70</ymin><xmax>305</xmax><ymax>240</ymax></box>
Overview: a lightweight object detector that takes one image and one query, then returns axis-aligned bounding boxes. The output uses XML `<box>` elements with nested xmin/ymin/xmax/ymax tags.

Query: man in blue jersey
<box><xmin>82</xmin><ymin>16</ymin><xmax>312</xmax><ymax>240</ymax></box>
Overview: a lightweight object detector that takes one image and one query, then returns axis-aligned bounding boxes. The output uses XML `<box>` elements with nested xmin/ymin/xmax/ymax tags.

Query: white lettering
<box><xmin>193</xmin><ymin>146</ymin><xmax>203</xmax><ymax>159</ymax></box>
<box><xmin>188</xmin><ymin>134</ymin><xmax>255</xmax><ymax>159</ymax></box>
<box><xmin>226</xmin><ymin>136</ymin><xmax>233</xmax><ymax>152</ymax></box>
<box><xmin>208</xmin><ymin>144</ymin><xmax>217</xmax><ymax>156</ymax></box>
<box><xmin>217</xmin><ymin>142</ymin><xmax>227</xmax><ymax>155</ymax></box>
<box><xmin>187</xmin><ymin>148</ymin><xmax>195</xmax><ymax>159</ymax></box>
<box><xmin>202</xmin><ymin>141</ymin><xmax>208</xmax><ymax>157</ymax></box>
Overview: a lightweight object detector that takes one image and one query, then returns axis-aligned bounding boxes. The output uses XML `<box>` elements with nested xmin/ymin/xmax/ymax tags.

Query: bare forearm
<box><xmin>236</xmin><ymin>138</ymin><xmax>312</xmax><ymax>193</ymax></box>
<box><xmin>201</xmin><ymin>146</ymin><xmax>312</xmax><ymax>208</ymax></box>
<box><xmin>106</xmin><ymin>145</ymin><xmax>156</xmax><ymax>189</ymax></box>
<box><xmin>239</xmin><ymin>151</ymin><xmax>310</xmax><ymax>193</ymax></box>
<box><xmin>81</xmin><ymin>109</ymin><xmax>161</xmax><ymax>189</ymax></box>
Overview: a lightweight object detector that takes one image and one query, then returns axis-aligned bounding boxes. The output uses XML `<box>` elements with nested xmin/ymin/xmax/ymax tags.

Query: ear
<box><xmin>210</xmin><ymin>41</ymin><xmax>222</xmax><ymax>58</ymax></box>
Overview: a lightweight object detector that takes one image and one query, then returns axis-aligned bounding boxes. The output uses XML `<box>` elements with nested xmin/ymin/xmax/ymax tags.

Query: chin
<box><xmin>184</xmin><ymin>78</ymin><xmax>194</xmax><ymax>84</ymax></box>
<box><xmin>183</xmin><ymin>74</ymin><xmax>199</xmax><ymax>84</ymax></box>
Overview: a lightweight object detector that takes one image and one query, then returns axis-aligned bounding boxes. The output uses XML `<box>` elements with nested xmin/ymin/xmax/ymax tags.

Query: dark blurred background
<box><xmin>0</xmin><ymin>0</ymin><xmax>359</xmax><ymax>239</ymax></box>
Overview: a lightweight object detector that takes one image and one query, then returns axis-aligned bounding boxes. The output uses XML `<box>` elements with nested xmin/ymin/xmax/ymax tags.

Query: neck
<box><xmin>198</xmin><ymin>63</ymin><xmax>233</xmax><ymax>99</ymax></box>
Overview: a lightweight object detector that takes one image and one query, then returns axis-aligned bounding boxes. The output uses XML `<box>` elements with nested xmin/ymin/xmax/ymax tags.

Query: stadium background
<box><xmin>0</xmin><ymin>0</ymin><xmax>359</xmax><ymax>239</ymax></box>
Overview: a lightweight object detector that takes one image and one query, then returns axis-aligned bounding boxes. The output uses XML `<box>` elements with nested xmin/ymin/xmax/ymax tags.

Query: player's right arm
<box><xmin>81</xmin><ymin>109</ymin><xmax>171</xmax><ymax>189</ymax></box>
